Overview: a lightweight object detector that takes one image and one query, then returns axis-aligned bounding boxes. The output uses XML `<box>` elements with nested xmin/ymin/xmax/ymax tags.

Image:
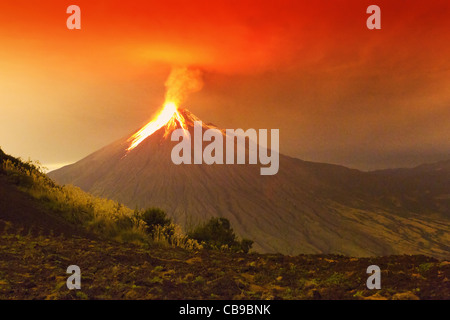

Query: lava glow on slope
<box><xmin>127</xmin><ymin>102</ymin><xmax>188</xmax><ymax>151</ymax></box>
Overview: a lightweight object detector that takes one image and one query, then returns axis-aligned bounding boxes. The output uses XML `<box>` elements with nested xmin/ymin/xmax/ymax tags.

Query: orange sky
<box><xmin>1</xmin><ymin>0</ymin><xmax>449</xmax><ymax>170</ymax></box>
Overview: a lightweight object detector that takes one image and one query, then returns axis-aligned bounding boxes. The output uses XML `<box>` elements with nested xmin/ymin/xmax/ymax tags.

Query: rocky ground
<box><xmin>1</xmin><ymin>220</ymin><xmax>448</xmax><ymax>300</ymax></box>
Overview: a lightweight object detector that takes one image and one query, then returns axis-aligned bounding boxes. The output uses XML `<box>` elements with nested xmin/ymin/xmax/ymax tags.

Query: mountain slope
<box><xmin>49</xmin><ymin>109</ymin><xmax>450</xmax><ymax>258</ymax></box>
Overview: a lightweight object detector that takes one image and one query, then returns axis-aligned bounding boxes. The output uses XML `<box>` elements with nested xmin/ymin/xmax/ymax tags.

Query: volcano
<box><xmin>48</xmin><ymin>107</ymin><xmax>450</xmax><ymax>258</ymax></box>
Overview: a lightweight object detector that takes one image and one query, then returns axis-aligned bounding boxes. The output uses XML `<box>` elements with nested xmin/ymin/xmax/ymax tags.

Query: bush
<box><xmin>188</xmin><ymin>217</ymin><xmax>253</xmax><ymax>253</ymax></box>
<box><xmin>240</xmin><ymin>239</ymin><xmax>254</xmax><ymax>254</ymax></box>
<box><xmin>139</xmin><ymin>208</ymin><xmax>173</xmax><ymax>237</ymax></box>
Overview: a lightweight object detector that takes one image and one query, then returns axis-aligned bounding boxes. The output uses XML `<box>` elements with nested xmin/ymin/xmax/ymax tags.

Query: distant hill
<box><xmin>369</xmin><ymin>160</ymin><xmax>450</xmax><ymax>218</ymax></box>
<box><xmin>49</xmin><ymin>109</ymin><xmax>450</xmax><ymax>258</ymax></box>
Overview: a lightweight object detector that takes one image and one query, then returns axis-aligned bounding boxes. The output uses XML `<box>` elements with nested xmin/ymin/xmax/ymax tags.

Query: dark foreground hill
<box><xmin>0</xmin><ymin>175</ymin><xmax>91</xmax><ymax>239</ymax></box>
<box><xmin>49</xmin><ymin>109</ymin><xmax>450</xmax><ymax>258</ymax></box>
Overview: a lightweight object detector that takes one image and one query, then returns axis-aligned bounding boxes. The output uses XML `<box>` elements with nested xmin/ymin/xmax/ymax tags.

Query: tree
<box><xmin>139</xmin><ymin>208</ymin><xmax>172</xmax><ymax>236</ymax></box>
<box><xmin>188</xmin><ymin>217</ymin><xmax>253</xmax><ymax>253</ymax></box>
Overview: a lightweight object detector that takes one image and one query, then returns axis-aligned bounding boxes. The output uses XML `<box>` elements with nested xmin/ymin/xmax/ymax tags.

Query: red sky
<box><xmin>1</xmin><ymin>0</ymin><xmax>449</xmax><ymax>170</ymax></box>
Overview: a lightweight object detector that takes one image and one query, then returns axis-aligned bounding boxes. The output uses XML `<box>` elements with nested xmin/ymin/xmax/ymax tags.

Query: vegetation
<box><xmin>139</xmin><ymin>208</ymin><xmax>172</xmax><ymax>236</ymax></box>
<box><xmin>188</xmin><ymin>217</ymin><xmax>253</xmax><ymax>253</ymax></box>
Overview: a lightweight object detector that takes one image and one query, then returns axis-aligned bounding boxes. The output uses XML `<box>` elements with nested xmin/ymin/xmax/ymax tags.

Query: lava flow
<box><xmin>127</xmin><ymin>102</ymin><xmax>188</xmax><ymax>151</ymax></box>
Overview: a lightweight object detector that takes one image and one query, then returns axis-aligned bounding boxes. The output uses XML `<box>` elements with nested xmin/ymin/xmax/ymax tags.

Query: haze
<box><xmin>0</xmin><ymin>0</ymin><xmax>449</xmax><ymax>171</ymax></box>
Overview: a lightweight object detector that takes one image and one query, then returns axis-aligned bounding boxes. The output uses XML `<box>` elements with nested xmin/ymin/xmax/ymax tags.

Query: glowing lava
<box><xmin>127</xmin><ymin>102</ymin><xmax>188</xmax><ymax>151</ymax></box>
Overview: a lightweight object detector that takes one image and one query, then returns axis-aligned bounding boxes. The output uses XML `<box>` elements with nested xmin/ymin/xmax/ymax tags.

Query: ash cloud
<box><xmin>164</xmin><ymin>67</ymin><xmax>204</xmax><ymax>106</ymax></box>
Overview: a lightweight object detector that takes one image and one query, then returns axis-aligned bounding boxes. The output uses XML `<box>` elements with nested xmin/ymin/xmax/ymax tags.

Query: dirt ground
<box><xmin>0</xmin><ymin>220</ymin><xmax>448</xmax><ymax>300</ymax></box>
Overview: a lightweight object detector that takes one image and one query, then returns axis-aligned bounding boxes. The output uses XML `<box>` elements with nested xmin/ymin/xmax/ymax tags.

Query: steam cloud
<box><xmin>164</xmin><ymin>67</ymin><xmax>203</xmax><ymax>106</ymax></box>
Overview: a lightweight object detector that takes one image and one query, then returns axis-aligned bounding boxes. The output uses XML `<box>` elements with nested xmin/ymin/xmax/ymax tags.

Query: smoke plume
<box><xmin>164</xmin><ymin>67</ymin><xmax>203</xmax><ymax>106</ymax></box>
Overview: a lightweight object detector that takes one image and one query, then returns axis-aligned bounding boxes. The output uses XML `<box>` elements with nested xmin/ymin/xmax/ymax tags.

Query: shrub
<box><xmin>188</xmin><ymin>217</ymin><xmax>253</xmax><ymax>253</ymax></box>
<box><xmin>139</xmin><ymin>208</ymin><xmax>172</xmax><ymax>236</ymax></box>
<box><xmin>240</xmin><ymin>239</ymin><xmax>254</xmax><ymax>254</ymax></box>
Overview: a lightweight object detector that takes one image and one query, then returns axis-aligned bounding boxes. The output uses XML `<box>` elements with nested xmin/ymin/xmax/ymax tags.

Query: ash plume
<box><xmin>164</xmin><ymin>67</ymin><xmax>203</xmax><ymax>106</ymax></box>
